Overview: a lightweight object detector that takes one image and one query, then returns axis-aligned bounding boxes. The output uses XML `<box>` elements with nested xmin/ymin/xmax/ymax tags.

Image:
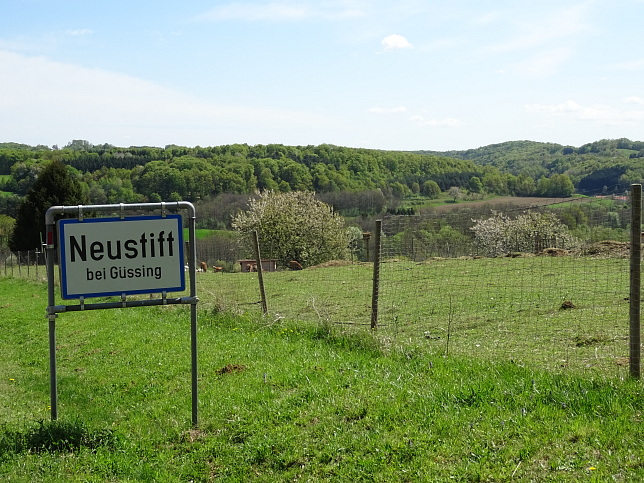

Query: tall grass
<box><xmin>1</xmin><ymin>277</ymin><xmax>644</xmax><ymax>481</ymax></box>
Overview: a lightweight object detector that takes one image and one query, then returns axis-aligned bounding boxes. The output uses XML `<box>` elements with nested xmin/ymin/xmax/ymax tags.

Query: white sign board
<box><xmin>58</xmin><ymin>215</ymin><xmax>185</xmax><ymax>299</ymax></box>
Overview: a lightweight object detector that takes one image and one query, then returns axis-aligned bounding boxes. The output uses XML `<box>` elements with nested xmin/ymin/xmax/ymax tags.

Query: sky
<box><xmin>1</xmin><ymin>0</ymin><xmax>644</xmax><ymax>152</ymax></box>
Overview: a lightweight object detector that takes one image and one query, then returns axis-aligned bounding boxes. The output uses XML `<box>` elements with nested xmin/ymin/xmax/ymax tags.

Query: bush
<box><xmin>471</xmin><ymin>210</ymin><xmax>579</xmax><ymax>256</ymax></box>
<box><xmin>232</xmin><ymin>191</ymin><xmax>349</xmax><ymax>268</ymax></box>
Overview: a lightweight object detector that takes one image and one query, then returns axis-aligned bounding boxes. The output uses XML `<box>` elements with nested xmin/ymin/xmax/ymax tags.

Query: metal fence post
<box><xmin>630</xmin><ymin>184</ymin><xmax>641</xmax><ymax>379</ymax></box>
<box><xmin>371</xmin><ymin>220</ymin><xmax>382</xmax><ymax>329</ymax></box>
<box><xmin>252</xmin><ymin>230</ymin><xmax>268</xmax><ymax>315</ymax></box>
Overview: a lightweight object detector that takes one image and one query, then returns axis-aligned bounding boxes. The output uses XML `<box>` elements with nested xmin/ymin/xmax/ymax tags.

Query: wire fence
<box><xmin>0</xmin><ymin>249</ymin><xmax>48</xmax><ymax>281</ymax></box>
<box><xmin>378</xmin><ymin>197</ymin><xmax>631</xmax><ymax>378</ymax></box>
<box><xmin>2</xmin><ymin>196</ymin><xmax>635</xmax><ymax>378</ymax></box>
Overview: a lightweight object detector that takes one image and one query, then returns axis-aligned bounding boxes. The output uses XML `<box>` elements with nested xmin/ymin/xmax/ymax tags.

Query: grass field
<box><xmin>195</xmin><ymin>255</ymin><xmax>631</xmax><ymax>377</ymax></box>
<box><xmin>0</xmin><ymin>174</ymin><xmax>12</xmax><ymax>197</ymax></box>
<box><xmin>189</xmin><ymin>229</ymin><xmax>237</xmax><ymax>240</ymax></box>
<box><xmin>1</xmin><ymin>260</ymin><xmax>643</xmax><ymax>481</ymax></box>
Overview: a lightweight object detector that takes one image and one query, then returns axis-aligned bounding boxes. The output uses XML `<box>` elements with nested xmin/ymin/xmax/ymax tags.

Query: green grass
<box><xmin>1</xmin><ymin>276</ymin><xmax>644</xmax><ymax>481</ymax></box>
<box><xmin>196</xmin><ymin>255</ymin><xmax>631</xmax><ymax>376</ymax></box>
<box><xmin>185</xmin><ymin>228</ymin><xmax>238</xmax><ymax>240</ymax></box>
<box><xmin>0</xmin><ymin>174</ymin><xmax>15</xmax><ymax>197</ymax></box>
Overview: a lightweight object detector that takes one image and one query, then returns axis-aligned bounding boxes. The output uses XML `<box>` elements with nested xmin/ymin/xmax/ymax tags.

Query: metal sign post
<box><xmin>45</xmin><ymin>202</ymin><xmax>199</xmax><ymax>426</ymax></box>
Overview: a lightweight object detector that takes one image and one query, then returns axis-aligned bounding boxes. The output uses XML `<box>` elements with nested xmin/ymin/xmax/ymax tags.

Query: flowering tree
<box><xmin>470</xmin><ymin>210</ymin><xmax>578</xmax><ymax>257</ymax></box>
<box><xmin>232</xmin><ymin>191</ymin><xmax>349</xmax><ymax>268</ymax></box>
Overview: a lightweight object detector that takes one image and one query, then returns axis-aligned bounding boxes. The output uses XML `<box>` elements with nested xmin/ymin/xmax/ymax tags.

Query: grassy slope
<box><xmin>1</xmin><ymin>277</ymin><xmax>643</xmax><ymax>481</ymax></box>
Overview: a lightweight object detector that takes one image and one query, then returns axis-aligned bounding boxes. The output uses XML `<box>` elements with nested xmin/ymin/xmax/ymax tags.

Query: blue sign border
<box><xmin>58</xmin><ymin>214</ymin><xmax>185</xmax><ymax>299</ymax></box>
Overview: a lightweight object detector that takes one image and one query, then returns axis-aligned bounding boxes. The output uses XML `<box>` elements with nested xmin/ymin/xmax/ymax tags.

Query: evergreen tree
<box><xmin>9</xmin><ymin>160</ymin><xmax>87</xmax><ymax>251</ymax></box>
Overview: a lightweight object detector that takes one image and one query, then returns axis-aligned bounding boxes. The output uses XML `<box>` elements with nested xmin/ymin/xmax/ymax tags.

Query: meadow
<box><xmin>2</xmin><ymin>271</ymin><xmax>644</xmax><ymax>481</ymax></box>
<box><xmin>196</xmin><ymin>254</ymin><xmax>631</xmax><ymax>377</ymax></box>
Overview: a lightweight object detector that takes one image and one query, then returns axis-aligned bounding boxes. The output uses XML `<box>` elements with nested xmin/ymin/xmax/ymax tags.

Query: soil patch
<box><xmin>217</xmin><ymin>364</ymin><xmax>246</xmax><ymax>375</ymax></box>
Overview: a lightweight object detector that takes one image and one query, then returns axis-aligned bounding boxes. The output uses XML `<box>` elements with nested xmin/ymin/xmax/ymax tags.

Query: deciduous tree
<box><xmin>232</xmin><ymin>191</ymin><xmax>348</xmax><ymax>267</ymax></box>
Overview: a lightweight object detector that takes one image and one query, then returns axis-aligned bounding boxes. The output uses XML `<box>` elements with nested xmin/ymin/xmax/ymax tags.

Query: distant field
<box><xmin>0</xmin><ymin>174</ymin><xmax>12</xmax><ymax>197</ymax></box>
<box><xmin>398</xmin><ymin>195</ymin><xmax>589</xmax><ymax>213</ymax></box>
<box><xmin>617</xmin><ymin>148</ymin><xmax>638</xmax><ymax>157</ymax></box>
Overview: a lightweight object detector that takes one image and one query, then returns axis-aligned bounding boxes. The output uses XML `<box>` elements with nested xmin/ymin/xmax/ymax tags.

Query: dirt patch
<box><xmin>432</xmin><ymin>196</ymin><xmax>578</xmax><ymax>213</ymax></box>
<box><xmin>573</xmin><ymin>335</ymin><xmax>605</xmax><ymax>347</ymax></box>
<box><xmin>539</xmin><ymin>248</ymin><xmax>570</xmax><ymax>257</ymax></box>
<box><xmin>308</xmin><ymin>260</ymin><xmax>356</xmax><ymax>269</ymax></box>
<box><xmin>503</xmin><ymin>252</ymin><xmax>535</xmax><ymax>258</ymax></box>
<box><xmin>560</xmin><ymin>300</ymin><xmax>576</xmax><ymax>310</ymax></box>
<box><xmin>615</xmin><ymin>357</ymin><xmax>630</xmax><ymax>366</ymax></box>
<box><xmin>217</xmin><ymin>363</ymin><xmax>246</xmax><ymax>375</ymax></box>
<box><xmin>180</xmin><ymin>429</ymin><xmax>207</xmax><ymax>443</ymax></box>
<box><xmin>580</xmin><ymin>240</ymin><xmax>630</xmax><ymax>258</ymax></box>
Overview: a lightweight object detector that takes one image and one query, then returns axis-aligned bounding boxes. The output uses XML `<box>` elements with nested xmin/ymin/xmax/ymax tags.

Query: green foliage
<box><xmin>0</xmin><ymin>215</ymin><xmax>15</xmax><ymax>250</ymax></box>
<box><xmin>421</xmin><ymin>179</ymin><xmax>441</xmax><ymax>198</ymax></box>
<box><xmin>469</xmin><ymin>176</ymin><xmax>483</xmax><ymax>193</ymax></box>
<box><xmin>426</xmin><ymin>138</ymin><xmax>644</xmax><ymax>195</ymax></box>
<box><xmin>232</xmin><ymin>191</ymin><xmax>349</xmax><ymax>267</ymax></box>
<box><xmin>3</xmin><ymin>138</ymin><xmax>644</xmax><ymax>222</ymax></box>
<box><xmin>9</xmin><ymin>161</ymin><xmax>88</xmax><ymax>251</ymax></box>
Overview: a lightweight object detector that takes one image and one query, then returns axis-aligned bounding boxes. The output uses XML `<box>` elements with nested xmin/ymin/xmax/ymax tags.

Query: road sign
<box><xmin>58</xmin><ymin>215</ymin><xmax>185</xmax><ymax>299</ymax></box>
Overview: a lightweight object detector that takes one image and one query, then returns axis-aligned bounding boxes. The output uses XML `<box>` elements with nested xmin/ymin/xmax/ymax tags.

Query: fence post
<box><xmin>630</xmin><ymin>184</ymin><xmax>641</xmax><ymax>379</ymax></box>
<box><xmin>252</xmin><ymin>230</ymin><xmax>268</xmax><ymax>315</ymax></box>
<box><xmin>371</xmin><ymin>220</ymin><xmax>382</xmax><ymax>329</ymax></box>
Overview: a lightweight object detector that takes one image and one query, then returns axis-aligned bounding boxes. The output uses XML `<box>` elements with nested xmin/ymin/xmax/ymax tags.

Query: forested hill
<box><xmin>419</xmin><ymin>138</ymin><xmax>644</xmax><ymax>193</ymax></box>
<box><xmin>1</xmin><ymin>138</ymin><xmax>644</xmax><ymax>215</ymax></box>
<box><xmin>0</xmin><ymin>141</ymin><xmax>488</xmax><ymax>204</ymax></box>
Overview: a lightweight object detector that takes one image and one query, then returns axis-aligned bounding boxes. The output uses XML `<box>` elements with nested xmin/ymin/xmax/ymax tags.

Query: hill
<box><xmin>1</xmin><ymin>138</ymin><xmax>644</xmax><ymax>224</ymax></box>
<box><xmin>420</xmin><ymin>138</ymin><xmax>644</xmax><ymax>193</ymax></box>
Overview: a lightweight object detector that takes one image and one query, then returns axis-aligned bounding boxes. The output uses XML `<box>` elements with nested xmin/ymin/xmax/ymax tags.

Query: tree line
<box><xmin>0</xmin><ymin>141</ymin><xmax>578</xmax><ymax>213</ymax></box>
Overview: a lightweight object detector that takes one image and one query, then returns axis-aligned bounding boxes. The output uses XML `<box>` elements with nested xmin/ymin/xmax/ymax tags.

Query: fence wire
<box><xmin>2</xmin><ymin>196</ymin><xmax>635</xmax><ymax>378</ymax></box>
<box><xmin>379</xmin><ymin>197</ymin><xmax>631</xmax><ymax>378</ymax></box>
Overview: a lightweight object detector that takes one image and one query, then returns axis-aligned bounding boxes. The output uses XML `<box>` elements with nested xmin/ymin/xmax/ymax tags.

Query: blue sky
<box><xmin>1</xmin><ymin>0</ymin><xmax>644</xmax><ymax>151</ymax></box>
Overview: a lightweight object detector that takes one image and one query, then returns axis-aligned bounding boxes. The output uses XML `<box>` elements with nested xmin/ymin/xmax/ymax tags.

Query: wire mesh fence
<box><xmin>378</xmin><ymin>196</ymin><xmax>631</xmax><ymax>378</ymax></box>
<box><xmin>1</xmin><ymin>196</ymin><xmax>635</xmax><ymax>378</ymax></box>
<box><xmin>0</xmin><ymin>249</ymin><xmax>48</xmax><ymax>281</ymax></box>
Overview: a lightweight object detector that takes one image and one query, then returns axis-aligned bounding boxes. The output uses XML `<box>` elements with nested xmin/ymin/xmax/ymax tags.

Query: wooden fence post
<box><xmin>371</xmin><ymin>220</ymin><xmax>382</xmax><ymax>329</ymax></box>
<box><xmin>630</xmin><ymin>184</ymin><xmax>641</xmax><ymax>379</ymax></box>
<box><xmin>252</xmin><ymin>230</ymin><xmax>268</xmax><ymax>315</ymax></box>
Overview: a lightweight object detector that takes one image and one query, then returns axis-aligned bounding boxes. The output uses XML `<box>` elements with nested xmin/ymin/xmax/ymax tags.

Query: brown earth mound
<box><xmin>216</xmin><ymin>364</ymin><xmax>246</xmax><ymax>375</ymax></box>
<box><xmin>308</xmin><ymin>260</ymin><xmax>355</xmax><ymax>269</ymax></box>
<box><xmin>580</xmin><ymin>240</ymin><xmax>630</xmax><ymax>258</ymax></box>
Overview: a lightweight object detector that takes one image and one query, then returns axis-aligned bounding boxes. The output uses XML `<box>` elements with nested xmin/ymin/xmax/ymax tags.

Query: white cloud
<box><xmin>607</xmin><ymin>59</ymin><xmax>644</xmax><ymax>71</ymax></box>
<box><xmin>513</xmin><ymin>47</ymin><xmax>573</xmax><ymax>77</ymax></box>
<box><xmin>488</xmin><ymin>3</ymin><xmax>592</xmax><ymax>53</ymax></box>
<box><xmin>368</xmin><ymin>106</ymin><xmax>407</xmax><ymax>113</ymax></box>
<box><xmin>65</xmin><ymin>29</ymin><xmax>93</xmax><ymax>36</ymax></box>
<box><xmin>197</xmin><ymin>1</ymin><xmax>363</xmax><ymax>22</ymax></box>
<box><xmin>410</xmin><ymin>115</ymin><xmax>460</xmax><ymax>127</ymax></box>
<box><xmin>524</xmin><ymin>99</ymin><xmax>644</xmax><ymax>126</ymax></box>
<box><xmin>524</xmin><ymin>100</ymin><xmax>582</xmax><ymax>114</ymax></box>
<box><xmin>381</xmin><ymin>34</ymin><xmax>413</xmax><ymax>51</ymax></box>
<box><xmin>0</xmin><ymin>50</ymin><xmax>327</xmax><ymax>146</ymax></box>
<box><xmin>625</xmin><ymin>96</ymin><xmax>644</xmax><ymax>105</ymax></box>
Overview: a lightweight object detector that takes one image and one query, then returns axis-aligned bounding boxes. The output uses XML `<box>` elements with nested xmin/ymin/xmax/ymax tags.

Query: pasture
<box><xmin>196</xmin><ymin>254</ymin><xmax>631</xmax><ymax>377</ymax></box>
<box><xmin>1</xmin><ymin>253</ymin><xmax>643</xmax><ymax>480</ymax></box>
